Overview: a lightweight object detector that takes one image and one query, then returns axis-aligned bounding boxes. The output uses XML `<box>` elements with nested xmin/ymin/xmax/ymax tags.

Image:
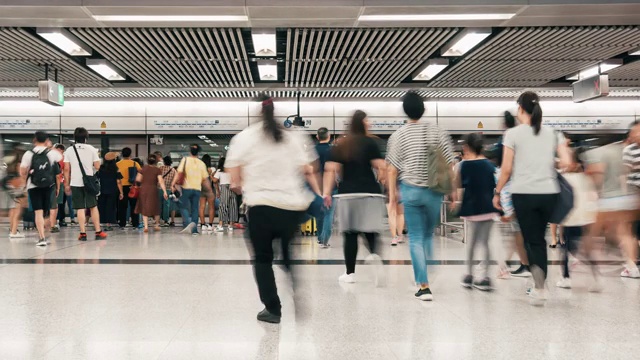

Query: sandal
<box><xmin>143</xmin><ymin>228</ymin><xmax>149</xmax><ymax>233</ymax></box>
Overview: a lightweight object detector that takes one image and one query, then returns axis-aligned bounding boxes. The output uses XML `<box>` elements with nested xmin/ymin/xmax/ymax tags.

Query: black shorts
<box><xmin>71</xmin><ymin>186</ymin><xmax>98</xmax><ymax>210</ymax></box>
<box><xmin>28</xmin><ymin>187</ymin><xmax>53</xmax><ymax>212</ymax></box>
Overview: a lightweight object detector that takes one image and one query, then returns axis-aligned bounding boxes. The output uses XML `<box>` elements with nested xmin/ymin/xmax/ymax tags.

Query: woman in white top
<box><xmin>494</xmin><ymin>91</ymin><xmax>571</xmax><ymax>306</ymax></box>
<box><xmin>226</xmin><ymin>94</ymin><xmax>320</xmax><ymax>324</ymax></box>
<box><xmin>213</xmin><ymin>156</ymin><xmax>239</xmax><ymax>232</ymax></box>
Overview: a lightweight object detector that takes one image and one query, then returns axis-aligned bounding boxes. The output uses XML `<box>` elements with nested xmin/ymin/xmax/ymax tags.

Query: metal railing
<box><xmin>439</xmin><ymin>201</ymin><xmax>467</xmax><ymax>243</ymax></box>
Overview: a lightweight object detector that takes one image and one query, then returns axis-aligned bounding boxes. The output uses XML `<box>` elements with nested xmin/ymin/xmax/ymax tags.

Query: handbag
<box><xmin>549</xmin><ymin>131</ymin><xmax>575</xmax><ymax>224</ymax></box>
<box><xmin>424</xmin><ymin>123</ymin><xmax>454</xmax><ymax>194</ymax></box>
<box><xmin>128</xmin><ymin>185</ymin><xmax>140</xmax><ymax>199</ymax></box>
<box><xmin>175</xmin><ymin>158</ymin><xmax>186</xmax><ymax>186</ymax></box>
<box><xmin>72</xmin><ymin>145</ymin><xmax>101</xmax><ymax>196</ymax></box>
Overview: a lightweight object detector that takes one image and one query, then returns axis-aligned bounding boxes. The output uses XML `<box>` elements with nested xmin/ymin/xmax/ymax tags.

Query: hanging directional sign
<box><xmin>38</xmin><ymin>80</ymin><xmax>64</xmax><ymax>106</ymax></box>
<box><xmin>572</xmin><ymin>74</ymin><xmax>609</xmax><ymax>103</ymax></box>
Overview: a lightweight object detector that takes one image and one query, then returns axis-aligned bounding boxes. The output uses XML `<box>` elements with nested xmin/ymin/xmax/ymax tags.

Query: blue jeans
<box><xmin>400</xmin><ymin>183</ymin><xmax>443</xmax><ymax>285</ymax></box>
<box><xmin>179</xmin><ymin>189</ymin><xmax>201</xmax><ymax>233</ymax></box>
<box><xmin>159</xmin><ymin>189</ymin><xmax>173</xmax><ymax>222</ymax></box>
<box><xmin>317</xmin><ymin>190</ymin><xmax>337</xmax><ymax>245</ymax></box>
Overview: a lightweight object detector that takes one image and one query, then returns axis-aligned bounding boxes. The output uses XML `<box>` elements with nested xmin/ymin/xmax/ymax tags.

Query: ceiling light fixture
<box><xmin>36</xmin><ymin>28</ymin><xmax>91</xmax><ymax>56</ymax></box>
<box><xmin>412</xmin><ymin>58</ymin><xmax>449</xmax><ymax>81</ymax></box>
<box><xmin>93</xmin><ymin>15</ymin><xmax>248</xmax><ymax>22</ymax></box>
<box><xmin>441</xmin><ymin>28</ymin><xmax>492</xmax><ymax>57</ymax></box>
<box><xmin>629</xmin><ymin>48</ymin><xmax>640</xmax><ymax>56</ymax></box>
<box><xmin>358</xmin><ymin>14</ymin><xmax>515</xmax><ymax>21</ymax></box>
<box><xmin>567</xmin><ymin>59</ymin><xmax>623</xmax><ymax>81</ymax></box>
<box><xmin>252</xmin><ymin>29</ymin><xmax>276</xmax><ymax>57</ymax></box>
<box><xmin>198</xmin><ymin>135</ymin><xmax>208</xmax><ymax>140</ymax></box>
<box><xmin>204</xmin><ymin>139</ymin><xmax>213</xmax><ymax>143</ymax></box>
<box><xmin>86</xmin><ymin>59</ymin><xmax>126</xmax><ymax>81</ymax></box>
<box><xmin>257</xmin><ymin>60</ymin><xmax>278</xmax><ymax>81</ymax></box>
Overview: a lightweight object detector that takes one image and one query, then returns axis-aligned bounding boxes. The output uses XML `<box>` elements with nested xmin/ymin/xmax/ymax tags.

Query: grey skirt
<box><xmin>334</xmin><ymin>194</ymin><xmax>385</xmax><ymax>234</ymax></box>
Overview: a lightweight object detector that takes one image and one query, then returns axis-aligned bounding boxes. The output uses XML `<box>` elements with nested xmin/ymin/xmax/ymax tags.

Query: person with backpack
<box><xmin>116</xmin><ymin>147</ymin><xmax>141</xmax><ymax>229</ymax></box>
<box><xmin>386</xmin><ymin>92</ymin><xmax>456</xmax><ymax>301</ymax></box>
<box><xmin>19</xmin><ymin>131</ymin><xmax>63</xmax><ymax>246</ymax></box>
<box><xmin>63</xmin><ymin>127</ymin><xmax>108</xmax><ymax>242</ymax></box>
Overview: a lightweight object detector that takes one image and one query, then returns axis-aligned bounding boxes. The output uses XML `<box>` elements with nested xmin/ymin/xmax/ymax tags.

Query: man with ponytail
<box><xmin>226</xmin><ymin>95</ymin><xmax>320</xmax><ymax>324</ymax></box>
<box><xmin>494</xmin><ymin>91</ymin><xmax>572</xmax><ymax>306</ymax></box>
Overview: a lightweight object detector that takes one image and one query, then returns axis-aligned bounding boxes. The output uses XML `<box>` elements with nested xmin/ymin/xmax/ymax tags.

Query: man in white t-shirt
<box><xmin>20</xmin><ymin>131</ymin><xmax>63</xmax><ymax>246</ymax></box>
<box><xmin>63</xmin><ymin>127</ymin><xmax>107</xmax><ymax>242</ymax></box>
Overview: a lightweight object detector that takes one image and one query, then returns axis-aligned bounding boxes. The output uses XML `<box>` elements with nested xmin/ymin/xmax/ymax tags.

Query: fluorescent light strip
<box><xmin>93</xmin><ymin>15</ymin><xmax>248</xmax><ymax>22</ymax></box>
<box><xmin>257</xmin><ymin>61</ymin><xmax>278</xmax><ymax>81</ymax></box>
<box><xmin>442</xmin><ymin>29</ymin><xmax>491</xmax><ymax>57</ymax></box>
<box><xmin>37</xmin><ymin>28</ymin><xmax>91</xmax><ymax>56</ymax></box>
<box><xmin>630</xmin><ymin>49</ymin><xmax>640</xmax><ymax>56</ymax></box>
<box><xmin>86</xmin><ymin>59</ymin><xmax>126</xmax><ymax>81</ymax></box>
<box><xmin>359</xmin><ymin>13</ymin><xmax>515</xmax><ymax>21</ymax></box>
<box><xmin>252</xmin><ymin>30</ymin><xmax>277</xmax><ymax>57</ymax></box>
<box><xmin>413</xmin><ymin>59</ymin><xmax>449</xmax><ymax>81</ymax></box>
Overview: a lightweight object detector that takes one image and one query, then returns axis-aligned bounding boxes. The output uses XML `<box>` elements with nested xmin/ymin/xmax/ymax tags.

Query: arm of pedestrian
<box><xmin>228</xmin><ymin>166</ymin><xmax>242</xmax><ymax>195</ymax></box>
<box><xmin>372</xmin><ymin>159</ymin><xmax>386</xmax><ymax>185</ymax></box>
<box><xmin>304</xmin><ymin>164</ymin><xmax>322</xmax><ymax>196</ymax></box>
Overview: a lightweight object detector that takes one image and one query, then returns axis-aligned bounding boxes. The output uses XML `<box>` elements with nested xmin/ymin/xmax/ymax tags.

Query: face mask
<box><xmin>190</xmin><ymin>147</ymin><xmax>199</xmax><ymax>156</ymax></box>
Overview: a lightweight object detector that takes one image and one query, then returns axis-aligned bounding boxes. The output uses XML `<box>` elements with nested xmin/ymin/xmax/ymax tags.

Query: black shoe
<box><xmin>402</xmin><ymin>229</ymin><xmax>408</xmax><ymax>235</ymax></box>
<box><xmin>414</xmin><ymin>287</ymin><xmax>433</xmax><ymax>301</ymax></box>
<box><xmin>549</xmin><ymin>244</ymin><xmax>557</xmax><ymax>249</ymax></box>
<box><xmin>169</xmin><ymin>222</ymin><xmax>176</xmax><ymax>227</ymax></box>
<box><xmin>473</xmin><ymin>277</ymin><xmax>493</xmax><ymax>291</ymax></box>
<box><xmin>510</xmin><ymin>264</ymin><xmax>532</xmax><ymax>278</ymax></box>
<box><xmin>257</xmin><ymin>308</ymin><xmax>281</xmax><ymax>324</ymax></box>
<box><xmin>461</xmin><ymin>274</ymin><xmax>473</xmax><ymax>288</ymax></box>
<box><xmin>59</xmin><ymin>222</ymin><xmax>68</xmax><ymax>227</ymax></box>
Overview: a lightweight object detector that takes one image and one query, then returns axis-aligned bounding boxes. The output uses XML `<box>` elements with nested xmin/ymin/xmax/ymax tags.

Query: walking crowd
<box><xmin>3</xmin><ymin>91</ymin><xmax>640</xmax><ymax>324</ymax></box>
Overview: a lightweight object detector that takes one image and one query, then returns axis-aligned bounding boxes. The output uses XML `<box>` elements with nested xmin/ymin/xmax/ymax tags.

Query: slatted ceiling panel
<box><xmin>1</xmin><ymin>87</ymin><xmax>639</xmax><ymax>99</ymax></box>
<box><xmin>430</xmin><ymin>26</ymin><xmax>640</xmax><ymax>88</ymax></box>
<box><xmin>608</xmin><ymin>60</ymin><xmax>640</xmax><ymax>87</ymax></box>
<box><xmin>286</xmin><ymin>28</ymin><xmax>458</xmax><ymax>88</ymax></box>
<box><xmin>70</xmin><ymin>28</ymin><xmax>254</xmax><ymax>88</ymax></box>
<box><xmin>0</xmin><ymin>28</ymin><xmax>108</xmax><ymax>87</ymax></box>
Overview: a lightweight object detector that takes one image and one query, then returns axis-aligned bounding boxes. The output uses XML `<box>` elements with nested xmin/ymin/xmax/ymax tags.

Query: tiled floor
<box><xmin>1</xmin><ymin>225</ymin><xmax>639</xmax><ymax>360</ymax></box>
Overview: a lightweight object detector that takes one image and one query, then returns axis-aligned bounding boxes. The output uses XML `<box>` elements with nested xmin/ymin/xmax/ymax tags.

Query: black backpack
<box><xmin>29</xmin><ymin>149</ymin><xmax>55</xmax><ymax>188</ymax></box>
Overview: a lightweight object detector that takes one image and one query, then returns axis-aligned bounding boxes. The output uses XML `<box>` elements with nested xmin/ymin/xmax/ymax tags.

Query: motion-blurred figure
<box><xmin>323</xmin><ymin>110</ymin><xmax>387</xmax><ymax>286</ymax></box>
<box><xmin>226</xmin><ymin>94</ymin><xmax>319</xmax><ymax>324</ymax></box>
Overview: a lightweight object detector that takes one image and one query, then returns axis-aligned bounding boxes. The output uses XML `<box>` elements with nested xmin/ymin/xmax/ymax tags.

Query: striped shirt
<box><xmin>386</xmin><ymin>121</ymin><xmax>455</xmax><ymax>187</ymax></box>
<box><xmin>623</xmin><ymin>143</ymin><xmax>640</xmax><ymax>188</ymax></box>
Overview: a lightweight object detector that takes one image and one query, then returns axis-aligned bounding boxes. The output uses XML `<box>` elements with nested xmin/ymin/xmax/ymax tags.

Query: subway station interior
<box><xmin>1</xmin><ymin>1</ymin><xmax>640</xmax><ymax>359</ymax></box>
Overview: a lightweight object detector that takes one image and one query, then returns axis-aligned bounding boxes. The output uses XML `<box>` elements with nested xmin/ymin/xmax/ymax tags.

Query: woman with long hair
<box><xmin>199</xmin><ymin>154</ymin><xmax>216</xmax><ymax>232</ymax></box>
<box><xmin>97</xmin><ymin>152</ymin><xmax>123</xmax><ymax>231</ymax></box>
<box><xmin>226</xmin><ymin>94</ymin><xmax>320</xmax><ymax>324</ymax></box>
<box><xmin>214</xmin><ymin>156</ymin><xmax>239</xmax><ymax>232</ymax></box>
<box><xmin>323</xmin><ymin>110</ymin><xmax>387</xmax><ymax>285</ymax></box>
<box><xmin>494</xmin><ymin>91</ymin><xmax>571</xmax><ymax>306</ymax></box>
<box><xmin>134</xmin><ymin>155</ymin><xmax>168</xmax><ymax>233</ymax></box>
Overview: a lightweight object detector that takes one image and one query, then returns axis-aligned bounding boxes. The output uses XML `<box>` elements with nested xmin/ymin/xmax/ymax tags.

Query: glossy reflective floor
<box><xmin>1</xmin><ymin>224</ymin><xmax>639</xmax><ymax>360</ymax></box>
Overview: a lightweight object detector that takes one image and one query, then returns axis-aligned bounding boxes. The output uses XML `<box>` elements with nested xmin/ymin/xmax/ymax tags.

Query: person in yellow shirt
<box><xmin>116</xmin><ymin>147</ymin><xmax>142</xmax><ymax>229</ymax></box>
<box><xmin>171</xmin><ymin>144</ymin><xmax>212</xmax><ymax>235</ymax></box>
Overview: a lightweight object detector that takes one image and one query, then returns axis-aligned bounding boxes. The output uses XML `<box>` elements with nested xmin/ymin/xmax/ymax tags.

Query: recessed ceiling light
<box><xmin>86</xmin><ymin>59</ymin><xmax>126</xmax><ymax>81</ymax></box>
<box><xmin>257</xmin><ymin>60</ymin><xmax>278</xmax><ymax>81</ymax></box>
<box><xmin>358</xmin><ymin>14</ymin><xmax>515</xmax><ymax>21</ymax></box>
<box><xmin>442</xmin><ymin>28</ymin><xmax>491</xmax><ymax>57</ymax></box>
<box><xmin>36</xmin><ymin>28</ymin><xmax>91</xmax><ymax>56</ymax></box>
<box><xmin>629</xmin><ymin>48</ymin><xmax>640</xmax><ymax>56</ymax></box>
<box><xmin>93</xmin><ymin>15</ymin><xmax>248</xmax><ymax>22</ymax></box>
<box><xmin>198</xmin><ymin>135</ymin><xmax>208</xmax><ymax>140</ymax></box>
<box><xmin>204</xmin><ymin>139</ymin><xmax>213</xmax><ymax>143</ymax></box>
<box><xmin>412</xmin><ymin>59</ymin><xmax>449</xmax><ymax>81</ymax></box>
<box><xmin>252</xmin><ymin>29</ymin><xmax>276</xmax><ymax>57</ymax></box>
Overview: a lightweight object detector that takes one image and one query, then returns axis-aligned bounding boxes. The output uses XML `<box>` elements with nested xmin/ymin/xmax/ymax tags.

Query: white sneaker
<box><xmin>556</xmin><ymin>277</ymin><xmax>571</xmax><ymax>289</ymax></box>
<box><xmin>215</xmin><ymin>225</ymin><xmax>225</xmax><ymax>233</ymax></box>
<box><xmin>207</xmin><ymin>225</ymin><xmax>213</xmax><ymax>232</ymax></box>
<box><xmin>36</xmin><ymin>239</ymin><xmax>47</xmax><ymax>247</ymax></box>
<box><xmin>339</xmin><ymin>273</ymin><xmax>356</xmax><ymax>284</ymax></box>
<box><xmin>180</xmin><ymin>222</ymin><xmax>196</xmax><ymax>234</ymax></box>
<box><xmin>620</xmin><ymin>267</ymin><xmax>640</xmax><ymax>279</ymax></box>
<box><xmin>227</xmin><ymin>226</ymin><xmax>234</xmax><ymax>233</ymax></box>
<box><xmin>201</xmin><ymin>224</ymin><xmax>207</xmax><ymax>232</ymax></box>
<box><xmin>365</xmin><ymin>254</ymin><xmax>385</xmax><ymax>287</ymax></box>
<box><xmin>529</xmin><ymin>288</ymin><xmax>547</xmax><ymax>306</ymax></box>
<box><xmin>9</xmin><ymin>231</ymin><xmax>25</xmax><ymax>239</ymax></box>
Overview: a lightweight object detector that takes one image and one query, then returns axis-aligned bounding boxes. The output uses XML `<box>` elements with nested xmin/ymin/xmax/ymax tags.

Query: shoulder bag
<box><xmin>425</xmin><ymin>123</ymin><xmax>454</xmax><ymax>194</ymax></box>
<box><xmin>72</xmin><ymin>145</ymin><xmax>101</xmax><ymax>196</ymax></box>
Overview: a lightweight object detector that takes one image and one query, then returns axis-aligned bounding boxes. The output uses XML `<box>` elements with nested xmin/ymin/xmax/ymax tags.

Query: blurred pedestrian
<box><xmin>172</xmin><ymin>145</ymin><xmax>211</xmax><ymax>235</ymax></box>
<box><xmin>214</xmin><ymin>156</ymin><xmax>238</xmax><ymax>232</ymax></box>
<box><xmin>116</xmin><ymin>147</ymin><xmax>141</xmax><ymax>229</ymax></box>
<box><xmin>494</xmin><ymin>91</ymin><xmax>572</xmax><ymax>306</ymax></box>
<box><xmin>159</xmin><ymin>155</ymin><xmax>177</xmax><ymax>227</ymax></box>
<box><xmin>323</xmin><ymin>110</ymin><xmax>386</xmax><ymax>286</ymax></box>
<box><xmin>226</xmin><ymin>94</ymin><xmax>319</xmax><ymax>324</ymax></box>
<box><xmin>199</xmin><ymin>154</ymin><xmax>216</xmax><ymax>232</ymax></box>
<box><xmin>457</xmin><ymin>133</ymin><xmax>498</xmax><ymax>291</ymax></box>
<box><xmin>386</xmin><ymin>92</ymin><xmax>456</xmax><ymax>301</ymax></box>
